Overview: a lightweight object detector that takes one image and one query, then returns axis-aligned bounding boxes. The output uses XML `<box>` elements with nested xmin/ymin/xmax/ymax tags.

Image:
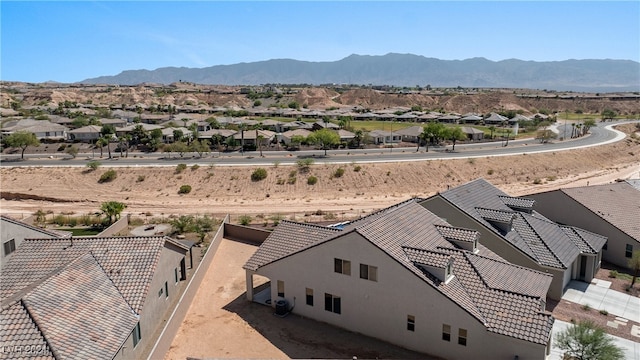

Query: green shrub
<box><xmin>175</xmin><ymin>163</ymin><xmax>187</xmax><ymax>174</ymax></box>
<box><xmin>333</xmin><ymin>167</ymin><xmax>345</xmax><ymax>178</ymax></box>
<box><xmin>533</xmin><ymin>178</ymin><xmax>542</xmax><ymax>184</ymax></box>
<box><xmin>608</xmin><ymin>270</ymin><xmax>618</xmax><ymax>278</ymax></box>
<box><xmin>297</xmin><ymin>158</ymin><xmax>314</xmax><ymax>172</ymax></box>
<box><xmin>287</xmin><ymin>176</ymin><xmax>297</xmax><ymax>185</ymax></box>
<box><xmin>239</xmin><ymin>215</ymin><xmax>252</xmax><ymax>226</ymax></box>
<box><xmin>307</xmin><ymin>176</ymin><xmax>318</xmax><ymax>185</ymax></box>
<box><xmin>276</xmin><ymin>178</ymin><xmax>285</xmax><ymax>185</ymax></box>
<box><xmin>86</xmin><ymin>160</ymin><xmax>101</xmax><ymax>171</ymax></box>
<box><xmin>178</xmin><ymin>185</ymin><xmax>192</xmax><ymax>194</ymax></box>
<box><xmin>251</xmin><ymin>168</ymin><xmax>268</xmax><ymax>181</ymax></box>
<box><xmin>599</xmin><ymin>309</ymin><xmax>609</xmax><ymax>316</ymax></box>
<box><xmin>353</xmin><ymin>165</ymin><xmax>362</xmax><ymax>172</ymax></box>
<box><xmin>137</xmin><ymin>175</ymin><xmax>146</xmax><ymax>182</ymax></box>
<box><xmin>487</xmin><ymin>169</ymin><xmax>494</xmax><ymax>175</ymax></box>
<box><xmin>98</xmin><ymin>169</ymin><xmax>117</xmax><ymax>183</ymax></box>
<box><xmin>191</xmin><ymin>164</ymin><xmax>200</xmax><ymax>171</ymax></box>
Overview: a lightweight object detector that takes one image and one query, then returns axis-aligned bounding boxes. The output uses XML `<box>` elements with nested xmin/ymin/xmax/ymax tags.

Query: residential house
<box><xmin>115</xmin><ymin>123</ymin><xmax>163</xmax><ymax>137</ymax></box>
<box><xmin>280</xmin><ymin>129</ymin><xmax>312</xmax><ymax>145</ymax></box>
<box><xmin>525</xmin><ymin>181</ymin><xmax>640</xmax><ymax>269</ymax></box>
<box><xmin>197</xmin><ymin>129</ymin><xmax>238</xmax><ymax>144</ymax></box>
<box><xmin>68</xmin><ymin>125</ymin><xmax>103</xmax><ymax>142</ymax></box>
<box><xmin>395</xmin><ymin>125</ymin><xmax>424</xmax><ymax>143</ymax></box>
<box><xmin>240</xmin><ymin>129</ymin><xmax>276</xmax><ymax>147</ymax></box>
<box><xmin>419</xmin><ymin>179</ymin><xmax>607</xmax><ymax>300</ymax></box>
<box><xmin>459</xmin><ymin>114</ymin><xmax>483</xmax><ymax>124</ymax></box>
<box><xmin>161</xmin><ymin>127</ymin><xmax>193</xmax><ymax>143</ymax></box>
<box><xmin>0</xmin><ymin>236</ymin><xmax>190</xmax><ymax>360</ymax></box>
<box><xmin>368</xmin><ymin>130</ymin><xmax>402</xmax><ymax>144</ymax></box>
<box><xmin>460</xmin><ymin>127</ymin><xmax>484</xmax><ymax>141</ymax></box>
<box><xmin>0</xmin><ymin>215</ymin><xmax>70</xmax><ymax>263</ymax></box>
<box><xmin>336</xmin><ymin>129</ymin><xmax>356</xmax><ymax>143</ymax></box>
<box><xmin>1</xmin><ymin>119</ymin><xmax>68</xmax><ymax>141</ymax></box>
<box><xmin>437</xmin><ymin>114</ymin><xmax>461</xmax><ymax>124</ymax></box>
<box><xmin>483</xmin><ymin>113</ymin><xmax>508</xmax><ymax>125</ymax></box>
<box><xmin>244</xmin><ymin>200</ymin><xmax>554</xmax><ymax>360</ymax></box>
<box><xmin>311</xmin><ymin>121</ymin><xmax>340</xmax><ymax>131</ymax></box>
<box><xmin>98</xmin><ymin>118</ymin><xmax>128</xmax><ymax>128</ymax></box>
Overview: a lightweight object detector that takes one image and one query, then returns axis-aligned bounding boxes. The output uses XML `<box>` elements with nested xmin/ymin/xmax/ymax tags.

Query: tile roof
<box><xmin>245</xmin><ymin>200</ymin><xmax>553</xmax><ymax>345</ymax></box>
<box><xmin>21</xmin><ymin>253</ymin><xmax>138</xmax><ymax>360</ymax></box>
<box><xmin>434</xmin><ymin>225</ymin><xmax>479</xmax><ymax>244</ymax></box>
<box><xmin>436</xmin><ymin>178</ymin><xmax>597</xmax><ymax>269</ymax></box>
<box><xmin>1</xmin><ymin>236</ymin><xmax>174</xmax><ymax>313</ymax></box>
<box><xmin>560</xmin><ymin>226</ymin><xmax>607</xmax><ymax>254</ymax></box>
<box><xmin>1</xmin><ymin>215</ymin><xmax>72</xmax><ymax>239</ymax></box>
<box><xmin>0</xmin><ymin>302</ymin><xmax>54</xmax><ymax>359</ymax></box>
<box><xmin>560</xmin><ymin>182</ymin><xmax>640</xmax><ymax>241</ymax></box>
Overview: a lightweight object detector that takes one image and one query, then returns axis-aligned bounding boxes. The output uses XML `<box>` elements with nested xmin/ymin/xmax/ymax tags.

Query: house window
<box><xmin>277</xmin><ymin>280</ymin><xmax>285</xmax><ymax>298</ymax></box>
<box><xmin>158</xmin><ymin>288</ymin><xmax>163</xmax><ymax>297</ymax></box>
<box><xmin>407</xmin><ymin>315</ymin><xmax>415</xmax><ymax>332</ymax></box>
<box><xmin>165</xmin><ymin>281</ymin><xmax>169</xmax><ymax>299</ymax></box>
<box><xmin>442</xmin><ymin>324</ymin><xmax>451</xmax><ymax>341</ymax></box>
<box><xmin>626</xmin><ymin>244</ymin><xmax>633</xmax><ymax>258</ymax></box>
<box><xmin>446</xmin><ymin>263</ymin><xmax>452</xmax><ymax>279</ymax></box>
<box><xmin>306</xmin><ymin>288</ymin><xmax>314</xmax><ymax>306</ymax></box>
<box><xmin>458</xmin><ymin>328</ymin><xmax>467</xmax><ymax>346</ymax></box>
<box><xmin>324</xmin><ymin>293</ymin><xmax>341</xmax><ymax>314</ymax></box>
<box><xmin>3</xmin><ymin>239</ymin><xmax>16</xmax><ymax>256</ymax></box>
<box><xmin>360</xmin><ymin>264</ymin><xmax>377</xmax><ymax>281</ymax></box>
<box><xmin>132</xmin><ymin>322</ymin><xmax>141</xmax><ymax>347</ymax></box>
<box><xmin>334</xmin><ymin>258</ymin><xmax>351</xmax><ymax>275</ymax></box>
<box><xmin>174</xmin><ymin>268</ymin><xmax>179</xmax><ymax>284</ymax></box>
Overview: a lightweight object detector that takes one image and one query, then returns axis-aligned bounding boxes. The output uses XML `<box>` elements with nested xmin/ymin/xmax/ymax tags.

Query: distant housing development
<box><xmin>244</xmin><ymin>200</ymin><xmax>554</xmax><ymax>360</ymax></box>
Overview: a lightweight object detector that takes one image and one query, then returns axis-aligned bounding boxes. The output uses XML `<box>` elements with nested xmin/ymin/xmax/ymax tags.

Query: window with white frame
<box><xmin>458</xmin><ymin>328</ymin><xmax>467</xmax><ymax>346</ymax></box>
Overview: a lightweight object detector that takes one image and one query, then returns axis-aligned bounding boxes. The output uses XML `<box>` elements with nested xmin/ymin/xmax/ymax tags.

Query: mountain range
<box><xmin>81</xmin><ymin>53</ymin><xmax>640</xmax><ymax>92</ymax></box>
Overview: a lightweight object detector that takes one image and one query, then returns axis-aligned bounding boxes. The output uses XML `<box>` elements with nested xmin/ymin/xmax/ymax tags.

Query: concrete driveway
<box><xmin>549</xmin><ymin>320</ymin><xmax>640</xmax><ymax>360</ymax></box>
<box><xmin>562</xmin><ymin>279</ymin><xmax>640</xmax><ymax>323</ymax></box>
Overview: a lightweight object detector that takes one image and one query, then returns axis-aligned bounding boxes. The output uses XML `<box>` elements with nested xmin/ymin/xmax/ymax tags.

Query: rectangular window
<box><xmin>132</xmin><ymin>322</ymin><xmax>141</xmax><ymax>347</ymax></box>
<box><xmin>458</xmin><ymin>328</ymin><xmax>467</xmax><ymax>346</ymax></box>
<box><xmin>324</xmin><ymin>293</ymin><xmax>341</xmax><ymax>314</ymax></box>
<box><xmin>164</xmin><ymin>281</ymin><xmax>169</xmax><ymax>299</ymax></box>
<box><xmin>407</xmin><ymin>315</ymin><xmax>415</xmax><ymax>332</ymax></box>
<box><xmin>3</xmin><ymin>239</ymin><xmax>16</xmax><ymax>256</ymax></box>
<box><xmin>306</xmin><ymin>288</ymin><xmax>314</xmax><ymax>306</ymax></box>
<box><xmin>360</xmin><ymin>264</ymin><xmax>378</xmax><ymax>281</ymax></box>
<box><xmin>442</xmin><ymin>324</ymin><xmax>451</xmax><ymax>341</ymax></box>
<box><xmin>334</xmin><ymin>258</ymin><xmax>351</xmax><ymax>275</ymax></box>
<box><xmin>158</xmin><ymin>288</ymin><xmax>163</xmax><ymax>297</ymax></box>
<box><xmin>626</xmin><ymin>244</ymin><xmax>633</xmax><ymax>258</ymax></box>
<box><xmin>174</xmin><ymin>268</ymin><xmax>179</xmax><ymax>284</ymax></box>
<box><xmin>277</xmin><ymin>280</ymin><xmax>285</xmax><ymax>298</ymax></box>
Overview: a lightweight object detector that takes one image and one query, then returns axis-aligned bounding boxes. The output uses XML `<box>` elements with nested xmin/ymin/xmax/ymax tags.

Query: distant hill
<box><xmin>81</xmin><ymin>53</ymin><xmax>640</xmax><ymax>92</ymax></box>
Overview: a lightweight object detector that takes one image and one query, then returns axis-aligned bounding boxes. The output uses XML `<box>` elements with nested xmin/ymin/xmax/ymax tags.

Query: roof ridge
<box><xmin>20</xmin><ymin>299</ymin><xmax>59</xmax><ymax>360</ymax></box>
<box><xmin>88</xmin><ymin>251</ymin><xmax>139</xmax><ymax>315</ymax></box>
<box><xmin>1</xmin><ymin>215</ymin><xmax>71</xmax><ymax>238</ymax></box>
<box><xmin>519</xmin><ymin>215</ymin><xmax>566</xmax><ymax>267</ymax></box>
<box><xmin>346</xmin><ymin>198</ymin><xmax>420</xmax><ymax>227</ymax></box>
<box><xmin>278</xmin><ymin>219</ymin><xmax>343</xmax><ymax>231</ymax></box>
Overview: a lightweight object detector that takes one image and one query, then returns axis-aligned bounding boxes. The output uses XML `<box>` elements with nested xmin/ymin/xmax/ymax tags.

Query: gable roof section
<box><xmin>1</xmin><ymin>215</ymin><xmax>72</xmax><ymax>239</ymax></box>
<box><xmin>21</xmin><ymin>253</ymin><xmax>138</xmax><ymax>359</ymax></box>
<box><xmin>560</xmin><ymin>226</ymin><xmax>607</xmax><ymax>254</ymax></box>
<box><xmin>0</xmin><ymin>301</ymin><xmax>55</xmax><ymax>359</ymax></box>
<box><xmin>0</xmin><ymin>236</ymin><xmax>178</xmax><ymax>313</ymax></box>
<box><xmin>245</xmin><ymin>200</ymin><xmax>553</xmax><ymax>345</ymax></box>
<box><xmin>436</xmin><ymin>178</ymin><xmax>590</xmax><ymax>269</ymax></box>
<box><xmin>560</xmin><ymin>182</ymin><xmax>640</xmax><ymax>241</ymax></box>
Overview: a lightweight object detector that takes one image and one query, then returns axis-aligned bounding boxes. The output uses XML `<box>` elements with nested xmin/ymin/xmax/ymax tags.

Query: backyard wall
<box><xmin>223</xmin><ymin>223</ymin><xmax>271</xmax><ymax>245</ymax></box>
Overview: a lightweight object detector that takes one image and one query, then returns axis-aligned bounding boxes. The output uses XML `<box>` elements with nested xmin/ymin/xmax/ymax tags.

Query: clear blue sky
<box><xmin>2</xmin><ymin>1</ymin><xmax>639</xmax><ymax>83</ymax></box>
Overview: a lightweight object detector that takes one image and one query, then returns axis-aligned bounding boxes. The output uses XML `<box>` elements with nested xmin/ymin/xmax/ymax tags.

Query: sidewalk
<box><xmin>563</xmin><ymin>279</ymin><xmax>640</xmax><ymax>323</ymax></box>
<box><xmin>548</xmin><ymin>320</ymin><xmax>640</xmax><ymax>360</ymax></box>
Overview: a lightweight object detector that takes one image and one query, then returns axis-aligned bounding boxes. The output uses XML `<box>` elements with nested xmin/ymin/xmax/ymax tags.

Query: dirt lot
<box><xmin>165</xmin><ymin>238</ymin><xmax>433</xmax><ymax>360</ymax></box>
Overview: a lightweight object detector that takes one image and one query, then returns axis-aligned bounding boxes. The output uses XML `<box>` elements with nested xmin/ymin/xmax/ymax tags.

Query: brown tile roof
<box><xmin>434</xmin><ymin>225</ymin><xmax>479</xmax><ymax>244</ymax></box>
<box><xmin>1</xmin><ymin>236</ymin><xmax>176</xmax><ymax>313</ymax></box>
<box><xmin>0</xmin><ymin>302</ymin><xmax>54</xmax><ymax>359</ymax></box>
<box><xmin>560</xmin><ymin>182</ymin><xmax>640</xmax><ymax>241</ymax></box>
<box><xmin>21</xmin><ymin>253</ymin><xmax>138</xmax><ymax>359</ymax></box>
<box><xmin>245</xmin><ymin>200</ymin><xmax>553</xmax><ymax>345</ymax></box>
<box><xmin>560</xmin><ymin>226</ymin><xmax>607</xmax><ymax>254</ymax></box>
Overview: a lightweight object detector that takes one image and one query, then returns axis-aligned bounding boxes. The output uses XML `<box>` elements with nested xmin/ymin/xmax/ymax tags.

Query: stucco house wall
<box><xmin>0</xmin><ymin>216</ymin><xmax>64</xmax><ymax>261</ymax></box>
<box><xmin>527</xmin><ymin>191</ymin><xmax>638</xmax><ymax>269</ymax></box>
<box><xmin>253</xmin><ymin>231</ymin><xmax>547</xmax><ymax>360</ymax></box>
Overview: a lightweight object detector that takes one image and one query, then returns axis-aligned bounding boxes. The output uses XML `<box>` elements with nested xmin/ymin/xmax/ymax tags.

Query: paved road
<box><xmin>1</xmin><ymin>120</ymin><xmax>635</xmax><ymax>168</ymax></box>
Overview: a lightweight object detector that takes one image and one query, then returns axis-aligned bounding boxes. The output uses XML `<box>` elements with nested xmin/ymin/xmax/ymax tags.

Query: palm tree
<box><xmin>95</xmin><ymin>137</ymin><xmax>108</xmax><ymax>158</ymax></box>
<box><xmin>100</xmin><ymin>201</ymin><xmax>127</xmax><ymax>225</ymax></box>
<box><xmin>257</xmin><ymin>133</ymin><xmax>265</xmax><ymax>157</ymax></box>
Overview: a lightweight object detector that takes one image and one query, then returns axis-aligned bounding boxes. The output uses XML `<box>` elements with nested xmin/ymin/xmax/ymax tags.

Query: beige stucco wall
<box><xmin>419</xmin><ymin>197</ymin><xmax>568</xmax><ymax>300</ymax></box>
<box><xmin>255</xmin><ymin>231</ymin><xmax>547</xmax><ymax>359</ymax></box>
<box><xmin>528</xmin><ymin>191</ymin><xmax>638</xmax><ymax>269</ymax></box>
<box><xmin>0</xmin><ymin>218</ymin><xmax>59</xmax><ymax>260</ymax></box>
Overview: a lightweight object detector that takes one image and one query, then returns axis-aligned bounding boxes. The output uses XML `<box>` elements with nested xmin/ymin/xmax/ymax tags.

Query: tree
<box><xmin>601</xmin><ymin>109</ymin><xmax>617</xmax><ymax>121</ymax></box>
<box><xmin>424</xmin><ymin>122</ymin><xmax>446</xmax><ymax>146</ymax></box>
<box><xmin>65</xmin><ymin>145</ymin><xmax>79</xmax><ymax>158</ymax></box>
<box><xmin>173</xmin><ymin>129</ymin><xmax>184</xmax><ymax>143</ymax></box>
<box><xmin>100</xmin><ymin>201</ymin><xmax>127</xmax><ymax>225</ymax></box>
<box><xmin>190</xmin><ymin>139</ymin><xmax>209</xmax><ymax>158</ymax></box>
<box><xmin>583</xmin><ymin>119</ymin><xmax>596</xmax><ymax>135</ymax></box>
<box><xmin>4</xmin><ymin>131</ymin><xmax>40</xmax><ymax>159</ymax></box>
<box><xmin>170</xmin><ymin>215</ymin><xmax>194</xmax><ymax>234</ymax></box>
<box><xmin>444</xmin><ymin>126</ymin><xmax>465</xmax><ymax>151</ymax></box>
<box><xmin>554</xmin><ymin>320</ymin><xmax>624</xmax><ymax>360</ymax></box>
<box><xmin>95</xmin><ymin>137</ymin><xmax>107</xmax><ymax>158</ymax></box>
<box><xmin>289</xmin><ymin>135</ymin><xmax>305</xmax><ymax>150</ymax></box>
<box><xmin>308</xmin><ymin>128</ymin><xmax>340</xmax><ymax>156</ymax></box>
<box><xmin>629</xmin><ymin>250</ymin><xmax>640</xmax><ymax>287</ymax></box>
<box><xmin>488</xmin><ymin>125</ymin><xmax>496</xmax><ymax>140</ymax></box>
<box><xmin>172</xmin><ymin>141</ymin><xmax>189</xmax><ymax>157</ymax></box>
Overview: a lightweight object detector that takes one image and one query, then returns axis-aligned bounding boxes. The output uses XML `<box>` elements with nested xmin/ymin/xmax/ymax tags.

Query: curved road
<box><xmin>1</xmin><ymin>120</ymin><xmax>636</xmax><ymax>168</ymax></box>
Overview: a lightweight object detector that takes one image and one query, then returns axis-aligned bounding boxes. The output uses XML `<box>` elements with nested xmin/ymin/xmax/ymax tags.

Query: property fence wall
<box><xmin>96</xmin><ymin>214</ymin><xmax>130</xmax><ymax>237</ymax></box>
<box><xmin>145</xmin><ymin>214</ymin><xmax>229</xmax><ymax>360</ymax></box>
<box><xmin>223</xmin><ymin>223</ymin><xmax>271</xmax><ymax>245</ymax></box>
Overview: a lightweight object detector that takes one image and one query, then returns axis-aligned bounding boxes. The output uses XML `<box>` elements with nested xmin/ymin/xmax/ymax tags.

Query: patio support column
<box><xmin>245</xmin><ymin>270</ymin><xmax>254</xmax><ymax>301</ymax></box>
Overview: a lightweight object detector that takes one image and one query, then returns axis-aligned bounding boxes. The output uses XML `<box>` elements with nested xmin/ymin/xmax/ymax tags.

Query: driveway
<box><xmin>548</xmin><ymin>320</ymin><xmax>640</xmax><ymax>360</ymax></box>
<box><xmin>563</xmin><ymin>279</ymin><xmax>640</xmax><ymax>323</ymax></box>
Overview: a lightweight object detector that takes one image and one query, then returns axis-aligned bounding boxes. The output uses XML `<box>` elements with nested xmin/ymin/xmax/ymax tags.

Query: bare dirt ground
<box><xmin>1</xmin><ymin>124</ymin><xmax>639</xmax><ymax>222</ymax></box>
<box><xmin>164</xmin><ymin>238</ymin><xmax>434</xmax><ymax>360</ymax></box>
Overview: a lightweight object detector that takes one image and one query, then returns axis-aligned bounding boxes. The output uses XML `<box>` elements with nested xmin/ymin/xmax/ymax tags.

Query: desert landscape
<box><xmin>1</xmin><ymin>123</ymin><xmax>639</xmax><ymax>222</ymax></box>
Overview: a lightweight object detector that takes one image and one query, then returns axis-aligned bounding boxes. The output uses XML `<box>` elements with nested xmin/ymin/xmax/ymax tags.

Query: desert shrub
<box><xmin>599</xmin><ymin>309</ymin><xmax>609</xmax><ymax>316</ymax></box>
<box><xmin>608</xmin><ymin>270</ymin><xmax>618</xmax><ymax>278</ymax></box>
<box><xmin>276</xmin><ymin>178</ymin><xmax>285</xmax><ymax>185</ymax></box>
<box><xmin>333</xmin><ymin>167</ymin><xmax>345</xmax><ymax>178</ymax></box>
<box><xmin>581</xmin><ymin>304</ymin><xmax>591</xmax><ymax>311</ymax></box>
<box><xmin>353</xmin><ymin>165</ymin><xmax>362</xmax><ymax>172</ymax></box>
<box><xmin>533</xmin><ymin>178</ymin><xmax>542</xmax><ymax>184</ymax></box>
<box><xmin>86</xmin><ymin>160</ymin><xmax>101</xmax><ymax>171</ymax></box>
<box><xmin>289</xmin><ymin>170</ymin><xmax>297</xmax><ymax>177</ymax></box>
<box><xmin>57</xmin><ymin>144</ymin><xmax>67</xmax><ymax>152</ymax></box>
<box><xmin>287</xmin><ymin>176</ymin><xmax>297</xmax><ymax>185</ymax></box>
<box><xmin>99</xmin><ymin>169</ymin><xmax>117</xmax><ymax>183</ymax></box>
<box><xmin>191</xmin><ymin>164</ymin><xmax>200</xmax><ymax>171</ymax></box>
<box><xmin>297</xmin><ymin>158</ymin><xmax>314</xmax><ymax>172</ymax></box>
<box><xmin>178</xmin><ymin>185</ymin><xmax>192</xmax><ymax>194</ymax></box>
<box><xmin>175</xmin><ymin>163</ymin><xmax>187</xmax><ymax>174</ymax></box>
<box><xmin>547</xmin><ymin>175</ymin><xmax>557</xmax><ymax>181</ymax></box>
<box><xmin>137</xmin><ymin>175</ymin><xmax>146</xmax><ymax>182</ymax></box>
<box><xmin>307</xmin><ymin>176</ymin><xmax>318</xmax><ymax>185</ymax></box>
<box><xmin>239</xmin><ymin>215</ymin><xmax>252</xmax><ymax>226</ymax></box>
<box><xmin>251</xmin><ymin>168</ymin><xmax>268</xmax><ymax>181</ymax></box>
<box><xmin>129</xmin><ymin>217</ymin><xmax>145</xmax><ymax>226</ymax></box>
<box><xmin>52</xmin><ymin>214</ymin><xmax>66</xmax><ymax>226</ymax></box>
<box><xmin>487</xmin><ymin>169</ymin><xmax>494</xmax><ymax>175</ymax></box>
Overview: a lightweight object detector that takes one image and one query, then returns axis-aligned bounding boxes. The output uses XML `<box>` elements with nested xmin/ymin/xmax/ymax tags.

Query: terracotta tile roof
<box><xmin>0</xmin><ymin>302</ymin><xmax>54</xmax><ymax>359</ymax></box>
<box><xmin>1</xmin><ymin>236</ymin><xmax>174</xmax><ymax>313</ymax></box>
<box><xmin>560</xmin><ymin>182</ymin><xmax>640</xmax><ymax>241</ymax></box>
<box><xmin>437</xmin><ymin>178</ymin><xmax>600</xmax><ymax>269</ymax></box>
<box><xmin>245</xmin><ymin>200</ymin><xmax>553</xmax><ymax>345</ymax></box>
<box><xmin>21</xmin><ymin>253</ymin><xmax>138</xmax><ymax>360</ymax></box>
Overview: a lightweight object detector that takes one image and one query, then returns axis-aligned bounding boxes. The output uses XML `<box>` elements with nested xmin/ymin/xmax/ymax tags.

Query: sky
<box><xmin>1</xmin><ymin>1</ymin><xmax>639</xmax><ymax>83</ymax></box>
